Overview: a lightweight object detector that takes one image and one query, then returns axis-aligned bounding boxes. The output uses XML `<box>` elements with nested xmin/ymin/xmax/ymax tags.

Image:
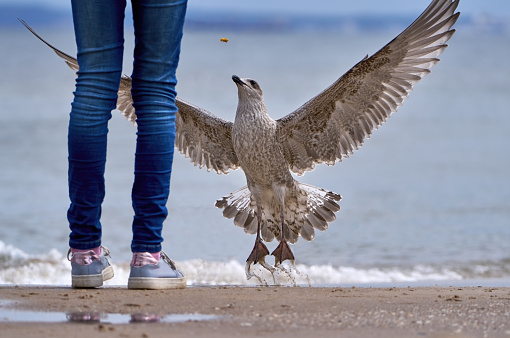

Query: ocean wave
<box><xmin>1</xmin><ymin>241</ymin><xmax>508</xmax><ymax>286</ymax></box>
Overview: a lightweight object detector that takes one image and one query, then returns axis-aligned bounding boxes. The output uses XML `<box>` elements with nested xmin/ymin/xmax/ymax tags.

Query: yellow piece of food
<box><xmin>220</xmin><ymin>38</ymin><xmax>229</xmax><ymax>43</ymax></box>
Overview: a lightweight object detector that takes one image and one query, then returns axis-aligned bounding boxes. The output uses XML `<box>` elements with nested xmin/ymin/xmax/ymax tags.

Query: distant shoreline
<box><xmin>2</xmin><ymin>4</ymin><xmax>508</xmax><ymax>35</ymax></box>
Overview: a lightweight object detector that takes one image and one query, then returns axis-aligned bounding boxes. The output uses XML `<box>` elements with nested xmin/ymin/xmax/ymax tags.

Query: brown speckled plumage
<box><xmin>20</xmin><ymin>0</ymin><xmax>460</xmax><ymax>272</ymax></box>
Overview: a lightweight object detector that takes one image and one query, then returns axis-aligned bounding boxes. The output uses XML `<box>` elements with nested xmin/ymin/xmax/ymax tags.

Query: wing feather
<box><xmin>276</xmin><ymin>0</ymin><xmax>459</xmax><ymax>175</ymax></box>
<box><xmin>18</xmin><ymin>18</ymin><xmax>79</xmax><ymax>72</ymax></box>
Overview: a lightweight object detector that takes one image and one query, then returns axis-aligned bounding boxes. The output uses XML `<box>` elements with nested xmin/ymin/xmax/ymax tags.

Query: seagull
<box><xmin>20</xmin><ymin>0</ymin><xmax>460</xmax><ymax>277</ymax></box>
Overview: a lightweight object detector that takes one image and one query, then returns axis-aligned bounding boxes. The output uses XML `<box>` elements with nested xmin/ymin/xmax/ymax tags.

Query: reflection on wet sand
<box><xmin>67</xmin><ymin>312</ymin><xmax>164</xmax><ymax>323</ymax></box>
<box><xmin>0</xmin><ymin>301</ymin><xmax>220</xmax><ymax>324</ymax></box>
<box><xmin>65</xmin><ymin>312</ymin><xmax>219</xmax><ymax>324</ymax></box>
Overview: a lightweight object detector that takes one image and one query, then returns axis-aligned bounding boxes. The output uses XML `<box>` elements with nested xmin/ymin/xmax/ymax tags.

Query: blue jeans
<box><xmin>68</xmin><ymin>0</ymin><xmax>187</xmax><ymax>253</ymax></box>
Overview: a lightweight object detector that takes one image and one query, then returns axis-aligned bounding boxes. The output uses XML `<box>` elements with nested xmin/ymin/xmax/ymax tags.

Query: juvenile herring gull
<box><xmin>20</xmin><ymin>0</ymin><xmax>460</xmax><ymax>277</ymax></box>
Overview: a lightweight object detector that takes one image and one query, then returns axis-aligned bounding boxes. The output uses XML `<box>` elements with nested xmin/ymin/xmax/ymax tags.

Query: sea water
<box><xmin>0</xmin><ymin>25</ymin><xmax>509</xmax><ymax>286</ymax></box>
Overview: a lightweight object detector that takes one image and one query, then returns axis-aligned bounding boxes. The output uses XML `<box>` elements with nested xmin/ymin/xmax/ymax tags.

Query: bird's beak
<box><xmin>232</xmin><ymin>75</ymin><xmax>245</xmax><ymax>86</ymax></box>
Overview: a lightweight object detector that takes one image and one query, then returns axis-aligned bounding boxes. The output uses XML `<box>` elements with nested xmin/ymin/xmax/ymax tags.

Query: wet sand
<box><xmin>0</xmin><ymin>285</ymin><xmax>509</xmax><ymax>337</ymax></box>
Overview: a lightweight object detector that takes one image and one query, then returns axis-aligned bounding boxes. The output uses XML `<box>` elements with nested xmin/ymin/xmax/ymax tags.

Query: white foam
<box><xmin>0</xmin><ymin>241</ymin><xmax>501</xmax><ymax>287</ymax></box>
<box><xmin>176</xmin><ymin>260</ymin><xmax>465</xmax><ymax>286</ymax></box>
<box><xmin>0</xmin><ymin>241</ymin><xmax>70</xmax><ymax>285</ymax></box>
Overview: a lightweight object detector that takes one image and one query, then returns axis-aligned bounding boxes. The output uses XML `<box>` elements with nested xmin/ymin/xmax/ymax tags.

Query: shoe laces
<box><xmin>161</xmin><ymin>250</ymin><xmax>177</xmax><ymax>270</ymax></box>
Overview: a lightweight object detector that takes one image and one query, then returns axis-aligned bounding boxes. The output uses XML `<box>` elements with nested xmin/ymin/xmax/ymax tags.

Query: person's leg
<box><xmin>127</xmin><ymin>0</ymin><xmax>187</xmax><ymax>289</ymax></box>
<box><xmin>130</xmin><ymin>0</ymin><xmax>187</xmax><ymax>254</ymax></box>
<box><xmin>67</xmin><ymin>0</ymin><xmax>126</xmax><ymax>251</ymax></box>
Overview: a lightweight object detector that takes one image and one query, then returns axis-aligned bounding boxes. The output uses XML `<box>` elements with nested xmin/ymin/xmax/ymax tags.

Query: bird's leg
<box><xmin>271</xmin><ymin>207</ymin><xmax>295</xmax><ymax>265</ymax></box>
<box><xmin>246</xmin><ymin>204</ymin><xmax>269</xmax><ymax>265</ymax></box>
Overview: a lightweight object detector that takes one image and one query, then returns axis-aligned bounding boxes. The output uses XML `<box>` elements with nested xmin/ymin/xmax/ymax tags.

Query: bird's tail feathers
<box><xmin>215</xmin><ymin>186</ymin><xmax>258</xmax><ymax>234</ymax></box>
<box><xmin>295</xmin><ymin>182</ymin><xmax>342</xmax><ymax>241</ymax></box>
<box><xmin>215</xmin><ymin>183</ymin><xmax>342</xmax><ymax>244</ymax></box>
<box><xmin>215</xmin><ymin>187</ymin><xmax>279</xmax><ymax>242</ymax></box>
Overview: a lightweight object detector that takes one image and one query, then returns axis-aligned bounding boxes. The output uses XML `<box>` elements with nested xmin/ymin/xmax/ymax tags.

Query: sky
<box><xmin>2</xmin><ymin>0</ymin><xmax>510</xmax><ymax>17</ymax></box>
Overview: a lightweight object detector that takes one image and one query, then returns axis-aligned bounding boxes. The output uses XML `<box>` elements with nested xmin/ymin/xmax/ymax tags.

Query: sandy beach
<box><xmin>0</xmin><ymin>285</ymin><xmax>509</xmax><ymax>337</ymax></box>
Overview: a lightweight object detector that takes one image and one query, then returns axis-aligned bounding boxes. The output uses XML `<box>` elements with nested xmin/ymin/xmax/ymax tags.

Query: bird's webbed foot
<box><xmin>271</xmin><ymin>240</ymin><xmax>295</xmax><ymax>265</ymax></box>
<box><xmin>245</xmin><ymin>238</ymin><xmax>279</xmax><ymax>283</ymax></box>
<box><xmin>246</xmin><ymin>237</ymin><xmax>270</xmax><ymax>266</ymax></box>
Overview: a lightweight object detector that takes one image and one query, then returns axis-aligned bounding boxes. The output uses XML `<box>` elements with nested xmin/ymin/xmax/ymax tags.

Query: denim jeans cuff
<box><xmin>69</xmin><ymin>239</ymin><xmax>102</xmax><ymax>250</ymax></box>
<box><xmin>131</xmin><ymin>243</ymin><xmax>162</xmax><ymax>253</ymax></box>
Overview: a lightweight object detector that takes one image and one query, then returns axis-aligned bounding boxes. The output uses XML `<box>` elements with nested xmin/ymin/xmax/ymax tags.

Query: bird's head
<box><xmin>232</xmin><ymin>75</ymin><xmax>264</xmax><ymax>102</ymax></box>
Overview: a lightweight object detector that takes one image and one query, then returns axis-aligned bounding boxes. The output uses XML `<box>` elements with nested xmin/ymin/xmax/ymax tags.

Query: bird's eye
<box><xmin>249</xmin><ymin>80</ymin><xmax>259</xmax><ymax>90</ymax></box>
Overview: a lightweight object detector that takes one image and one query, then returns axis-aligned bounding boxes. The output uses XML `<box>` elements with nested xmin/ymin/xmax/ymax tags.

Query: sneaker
<box><xmin>67</xmin><ymin>246</ymin><xmax>114</xmax><ymax>288</ymax></box>
<box><xmin>128</xmin><ymin>250</ymin><xmax>186</xmax><ymax>290</ymax></box>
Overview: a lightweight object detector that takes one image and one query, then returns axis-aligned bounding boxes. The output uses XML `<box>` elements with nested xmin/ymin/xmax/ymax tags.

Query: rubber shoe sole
<box><xmin>72</xmin><ymin>265</ymin><xmax>114</xmax><ymax>288</ymax></box>
<box><xmin>128</xmin><ymin>276</ymin><xmax>186</xmax><ymax>290</ymax></box>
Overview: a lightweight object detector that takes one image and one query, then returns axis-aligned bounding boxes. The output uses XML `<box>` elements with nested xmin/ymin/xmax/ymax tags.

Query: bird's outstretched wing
<box><xmin>20</xmin><ymin>19</ymin><xmax>239</xmax><ymax>175</ymax></box>
<box><xmin>276</xmin><ymin>0</ymin><xmax>460</xmax><ymax>176</ymax></box>
<box><xmin>173</xmin><ymin>98</ymin><xmax>239</xmax><ymax>174</ymax></box>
